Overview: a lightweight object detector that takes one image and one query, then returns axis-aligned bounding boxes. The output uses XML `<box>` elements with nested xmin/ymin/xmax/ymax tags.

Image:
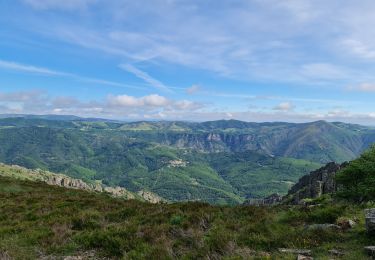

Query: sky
<box><xmin>1</xmin><ymin>0</ymin><xmax>375</xmax><ymax>124</ymax></box>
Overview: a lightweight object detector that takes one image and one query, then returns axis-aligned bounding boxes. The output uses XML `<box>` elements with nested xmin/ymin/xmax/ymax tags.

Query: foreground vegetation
<box><xmin>1</xmin><ymin>176</ymin><xmax>374</xmax><ymax>259</ymax></box>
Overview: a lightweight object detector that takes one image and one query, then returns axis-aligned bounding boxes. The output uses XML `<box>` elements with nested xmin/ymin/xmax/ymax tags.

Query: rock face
<box><xmin>365</xmin><ymin>208</ymin><xmax>375</xmax><ymax>235</ymax></box>
<box><xmin>46</xmin><ymin>175</ymin><xmax>92</xmax><ymax>191</ymax></box>
<box><xmin>286</xmin><ymin>162</ymin><xmax>346</xmax><ymax>204</ymax></box>
<box><xmin>39</xmin><ymin>172</ymin><xmax>136</xmax><ymax>200</ymax></box>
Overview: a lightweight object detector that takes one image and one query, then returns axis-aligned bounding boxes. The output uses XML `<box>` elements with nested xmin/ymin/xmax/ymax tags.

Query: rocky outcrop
<box><xmin>168</xmin><ymin>159</ymin><xmax>188</xmax><ymax>168</ymax></box>
<box><xmin>137</xmin><ymin>190</ymin><xmax>164</xmax><ymax>203</ymax></box>
<box><xmin>286</xmin><ymin>162</ymin><xmax>346</xmax><ymax>204</ymax></box>
<box><xmin>45</xmin><ymin>175</ymin><xmax>92</xmax><ymax>191</ymax></box>
<box><xmin>336</xmin><ymin>218</ymin><xmax>356</xmax><ymax>230</ymax></box>
<box><xmin>0</xmin><ymin>163</ymin><xmax>169</xmax><ymax>203</ymax></box>
<box><xmin>365</xmin><ymin>208</ymin><xmax>375</xmax><ymax>235</ymax></box>
<box><xmin>103</xmin><ymin>186</ymin><xmax>135</xmax><ymax>199</ymax></box>
<box><xmin>38</xmin><ymin>171</ymin><xmax>136</xmax><ymax>199</ymax></box>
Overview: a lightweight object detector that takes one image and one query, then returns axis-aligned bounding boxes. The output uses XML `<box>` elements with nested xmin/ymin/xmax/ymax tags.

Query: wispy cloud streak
<box><xmin>0</xmin><ymin>60</ymin><xmax>67</xmax><ymax>76</ymax></box>
<box><xmin>0</xmin><ymin>59</ymin><xmax>147</xmax><ymax>90</ymax></box>
<box><xmin>119</xmin><ymin>64</ymin><xmax>172</xmax><ymax>93</ymax></box>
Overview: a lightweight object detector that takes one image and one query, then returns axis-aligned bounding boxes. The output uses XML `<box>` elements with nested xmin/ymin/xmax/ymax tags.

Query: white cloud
<box><xmin>119</xmin><ymin>64</ymin><xmax>172</xmax><ymax>92</ymax></box>
<box><xmin>186</xmin><ymin>85</ymin><xmax>200</xmax><ymax>95</ymax></box>
<box><xmin>300</xmin><ymin>63</ymin><xmax>346</xmax><ymax>80</ymax></box>
<box><xmin>340</xmin><ymin>39</ymin><xmax>375</xmax><ymax>60</ymax></box>
<box><xmin>107</xmin><ymin>94</ymin><xmax>202</xmax><ymax>112</ymax></box>
<box><xmin>0</xmin><ymin>90</ymin><xmax>204</xmax><ymax>117</ymax></box>
<box><xmin>107</xmin><ymin>94</ymin><xmax>169</xmax><ymax>108</ymax></box>
<box><xmin>0</xmin><ymin>90</ymin><xmax>374</xmax><ymax>125</ymax></box>
<box><xmin>273</xmin><ymin>102</ymin><xmax>295</xmax><ymax>112</ymax></box>
<box><xmin>348</xmin><ymin>83</ymin><xmax>375</xmax><ymax>92</ymax></box>
<box><xmin>107</xmin><ymin>95</ymin><xmax>141</xmax><ymax>107</ymax></box>
<box><xmin>0</xmin><ymin>90</ymin><xmax>46</xmax><ymax>103</ymax></box>
<box><xmin>142</xmin><ymin>94</ymin><xmax>169</xmax><ymax>107</ymax></box>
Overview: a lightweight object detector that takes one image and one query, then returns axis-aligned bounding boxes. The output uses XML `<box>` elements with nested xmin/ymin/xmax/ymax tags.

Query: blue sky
<box><xmin>1</xmin><ymin>0</ymin><xmax>375</xmax><ymax>124</ymax></box>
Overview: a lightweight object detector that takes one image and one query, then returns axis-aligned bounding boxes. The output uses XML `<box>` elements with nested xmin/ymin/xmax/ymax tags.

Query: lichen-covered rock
<box><xmin>103</xmin><ymin>186</ymin><xmax>135</xmax><ymax>199</ymax></box>
<box><xmin>365</xmin><ymin>208</ymin><xmax>375</xmax><ymax>235</ymax></box>
<box><xmin>337</xmin><ymin>218</ymin><xmax>356</xmax><ymax>230</ymax></box>
<box><xmin>297</xmin><ymin>254</ymin><xmax>313</xmax><ymax>260</ymax></box>
<box><xmin>46</xmin><ymin>175</ymin><xmax>92</xmax><ymax>191</ymax></box>
<box><xmin>286</xmin><ymin>162</ymin><xmax>345</xmax><ymax>204</ymax></box>
<box><xmin>305</xmin><ymin>224</ymin><xmax>341</xmax><ymax>231</ymax></box>
<box><xmin>278</xmin><ymin>248</ymin><xmax>312</xmax><ymax>256</ymax></box>
<box><xmin>137</xmin><ymin>190</ymin><xmax>164</xmax><ymax>203</ymax></box>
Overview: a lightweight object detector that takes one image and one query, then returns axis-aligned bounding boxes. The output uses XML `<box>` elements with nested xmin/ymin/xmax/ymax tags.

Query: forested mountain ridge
<box><xmin>120</xmin><ymin>120</ymin><xmax>375</xmax><ymax>163</ymax></box>
<box><xmin>0</xmin><ymin>116</ymin><xmax>373</xmax><ymax>204</ymax></box>
<box><xmin>1</xmin><ymin>116</ymin><xmax>373</xmax><ymax>163</ymax></box>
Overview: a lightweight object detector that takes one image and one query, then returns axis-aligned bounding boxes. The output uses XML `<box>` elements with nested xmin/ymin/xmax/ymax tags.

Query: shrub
<box><xmin>170</xmin><ymin>215</ymin><xmax>184</xmax><ymax>226</ymax></box>
<box><xmin>71</xmin><ymin>211</ymin><xmax>101</xmax><ymax>230</ymax></box>
<box><xmin>74</xmin><ymin>231</ymin><xmax>123</xmax><ymax>257</ymax></box>
<box><xmin>307</xmin><ymin>206</ymin><xmax>343</xmax><ymax>224</ymax></box>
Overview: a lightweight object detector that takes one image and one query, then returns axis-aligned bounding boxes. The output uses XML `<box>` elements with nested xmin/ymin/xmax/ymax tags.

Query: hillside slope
<box><xmin>0</xmin><ymin>175</ymin><xmax>373</xmax><ymax>259</ymax></box>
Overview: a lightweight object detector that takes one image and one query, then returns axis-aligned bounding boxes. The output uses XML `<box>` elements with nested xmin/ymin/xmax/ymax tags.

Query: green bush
<box><xmin>74</xmin><ymin>231</ymin><xmax>123</xmax><ymax>257</ymax></box>
<box><xmin>170</xmin><ymin>215</ymin><xmax>184</xmax><ymax>226</ymax></box>
<box><xmin>307</xmin><ymin>206</ymin><xmax>343</xmax><ymax>224</ymax></box>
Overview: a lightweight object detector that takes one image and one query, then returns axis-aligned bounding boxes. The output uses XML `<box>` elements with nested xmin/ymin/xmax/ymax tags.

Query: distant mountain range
<box><xmin>0</xmin><ymin>115</ymin><xmax>374</xmax><ymax>204</ymax></box>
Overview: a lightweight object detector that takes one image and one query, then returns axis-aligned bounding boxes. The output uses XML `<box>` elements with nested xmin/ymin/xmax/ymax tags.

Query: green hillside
<box><xmin>0</xmin><ymin>175</ymin><xmax>373</xmax><ymax>259</ymax></box>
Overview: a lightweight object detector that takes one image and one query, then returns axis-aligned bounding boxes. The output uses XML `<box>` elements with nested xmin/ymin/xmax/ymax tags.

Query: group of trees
<box><xmin>336</xmin><ymin>145</ymin><xmax>375</xmax><ymax>201</ymax></box>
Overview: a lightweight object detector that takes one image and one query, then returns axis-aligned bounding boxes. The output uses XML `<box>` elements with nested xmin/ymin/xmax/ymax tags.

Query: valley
<box><xmin>0</xmin><ymin>116</ymin><xmax>373</xmax><ymax>204</ymax></box>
